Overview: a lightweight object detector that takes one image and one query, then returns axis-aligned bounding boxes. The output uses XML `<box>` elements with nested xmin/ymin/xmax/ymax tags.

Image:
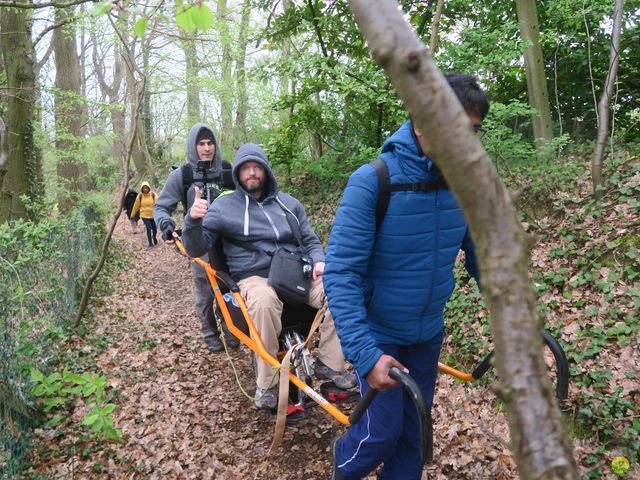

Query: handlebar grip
<box><xmin>348</xmin><ymin>387</ymin><xmax>377</xmax><ymax>425</ymax></box>
<box><xmin>348</xmin><ymin>367</ymin><xmax>431</xmax><ymax>464</ymax></box>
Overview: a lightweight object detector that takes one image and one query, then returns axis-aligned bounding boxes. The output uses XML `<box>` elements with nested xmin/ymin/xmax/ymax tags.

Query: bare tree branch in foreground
<box><xmin>345</xmin><ymin>1</ymin><xmax>578</xmax><ymax>479</ymax></box>
<box><xmin>73</xmin><ymin>77</ymin><xmax>144</xmax><ymax>328</ymax></box>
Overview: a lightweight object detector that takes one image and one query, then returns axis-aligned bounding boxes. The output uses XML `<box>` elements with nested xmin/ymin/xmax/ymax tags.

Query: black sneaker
<box><xmin>205</xmin><ymin>336</ymin><xmax>224</xmax><ymax>352</ymax></box>
<box><xmin>225</xmin><ymin>335</ymin><xmax>240</xmax><ymax>349</ymax></box>
<box><xmin>221</xmin><ymin>327</ymin><xmax>240</xmax><ymax>349</ymax></box>
<box><xmin>330</xmin><ymin>434</ymin><xmax>344</xmax><ymax>480</ymax></box>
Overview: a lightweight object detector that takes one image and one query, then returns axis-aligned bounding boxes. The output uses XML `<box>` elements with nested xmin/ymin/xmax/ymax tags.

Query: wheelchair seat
<box><xmin>208</xmin><ymin>239</ymin><xmax>317</xmax><ymax>341</ymax></box>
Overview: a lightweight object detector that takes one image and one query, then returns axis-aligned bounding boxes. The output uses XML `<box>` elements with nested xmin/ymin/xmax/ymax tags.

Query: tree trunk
<box><xmin>515</xmin><ymin>0</ymin><xmax>554</xmax><ymax>152</ymax></box>
<box><xmin>233</xmin><ymin>1</ymin><xmax>250</xmax><ymax>147</ymax></box>
<box><xmin>141</xmin><ymin>36</ymin><xmax>153</xmax><ymax>155</ymax></box>
<box><xmin>345</xmin><ymin>1</ymin><xmax>579</xmax><ymax>479</ymax></box>
<box><xmin>91</xmin><ymin>28</ymin><xmax>126</xmax><ymax>163</ymax></box>
<box><xmin>592</xmin><ymin>0</ymin><xmax>624</xmax><ymax>199</ymax></box>
<box><xmin>0</xmin><ymin>9</ymin><xmax>37</xmax><ymax>222</ymax></box>
<box><xmin>0</xmin><ymin>116</ymin><xmax>8</xmax><ymax>191</ymax></box>
<box><xmin>217</xmin><ymin>0</ymin><xmax>233</xmax><ymax>149</ymax></box>
<box><xmin>429</xmin><ymin>0</ymin><xmax>444</xmax><ymax>54</ymax></box>
<box><xmin>52</xmin><ymin>6</ymin><xmax>88</xmax><ymax>210</ymax></box>
<box><xmin>124</xmin><ymin>47</ymin><xmax>147</xmax><ymax>180</ymax></box>
<box><xmin>181</xmin><ymin>36</ymin><xmax>201</xmax><ymax>128</ymax></box>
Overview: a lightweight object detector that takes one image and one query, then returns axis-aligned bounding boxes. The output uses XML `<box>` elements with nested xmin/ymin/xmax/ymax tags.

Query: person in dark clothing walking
<box><xmin>123</xmin><ymin>188</ymin><xmax>140</xmax><ymax>234</ymax></box>
<box><xmin>154</xmin><ymin>123</ymin><xmax>240</xmax><ymax>353</ymax></box>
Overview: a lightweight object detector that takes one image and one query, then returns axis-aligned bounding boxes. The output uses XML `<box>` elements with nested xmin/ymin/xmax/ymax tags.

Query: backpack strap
<box><xmin>370</xmin><ymin>158</ymin><xmax>391</xmax><ymax>231</ymax></box>
<box><xmin>181</xmin><ymin>164</ymin><xmax>193</xmax><ymax>213</ymax></box>
<box><xmin>181</xmin><ymin>161</ymin><xmax>235</xmax><ymax>213</ymax></box>
<box><xmin>370</xmin><ymin>157</ymin><xmax>449</xmax><ymax>231</ymax></box>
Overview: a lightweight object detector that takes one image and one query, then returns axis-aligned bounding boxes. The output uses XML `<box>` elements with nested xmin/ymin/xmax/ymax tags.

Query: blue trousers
<box><xmin>336</xmin><ymin>332</ymin><xmax>443</xmax><ymax>480</ymax></box>
<box><xmin>142</xmin><ymin>217</ymin><xmax>157</xmax><ymax>246</ymax></box>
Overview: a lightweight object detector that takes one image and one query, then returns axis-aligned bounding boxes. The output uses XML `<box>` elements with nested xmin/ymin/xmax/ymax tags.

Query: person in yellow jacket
<box><xmin>131</xmin><ymin>181</ymin><xmax>158</xmax><ymax>247</ymax></box>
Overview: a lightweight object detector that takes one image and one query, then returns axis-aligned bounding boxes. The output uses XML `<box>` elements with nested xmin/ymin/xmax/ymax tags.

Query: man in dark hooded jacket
<box><xmin>154</xmin><ymin>123</ymin><xmax>239</xmax><ymax>352</ymax></box>
<box><xmin>182</xmin><ymin>142</ymin><xmax>355</xmax><ymax>410</ymax></box>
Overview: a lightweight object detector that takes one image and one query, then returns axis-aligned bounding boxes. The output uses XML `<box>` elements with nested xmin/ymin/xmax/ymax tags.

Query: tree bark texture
<box><xmin>233</xmin><ymin>1</ymin><xmax>250</xmax><ymax>147</ymax></box>
<box><xmin>217</xmin><ymin>0</ymin><xmax>233</xmax><ymax>149</ymax></box>
<box><xmin>0</xmin><ymin>9</ymin><xmax>37</xmax><ymax>222</ymax></box>
<box><xmin>591</xmin><ymin>0</ymin><xmax>624</xmax><ymax>199</ymax></box>
<box><xmin>91</xmin><ymin>28</ymin><xmax>125</xmax><ymax>162</ymax></box>
<box><xmin>0</xmin><ymin>116</ymin><xmax>8</xmax><ymax>190</ymax></box>
<box><xmin>52</xmin><ymin>6</ymin><xmax>88</xmax><ymax>210</ymax></box>
<box><xmin>181</xmin><ymin>36</ymin><xmax>200</xmax><ymax>128</ymax></box>
<box><xmin>515</xmin><ymin>0</ymin><xmax>554</xmax><ymax>151</ymax></box>
<box><xmin>428</xmin><ymin>0</ymin><xmax>444</xmax><ymax>54</ymax></box>
<box><xmin>345</xmin><ymin>1</ymin><xmax>579</xmax><ymax>479</ymax></box>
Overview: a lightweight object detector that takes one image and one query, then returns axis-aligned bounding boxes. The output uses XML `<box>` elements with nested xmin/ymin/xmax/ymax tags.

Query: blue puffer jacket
<box><xmin>324</xmin><ymin>122</ymin><xmax>479</xmax><ymax>377</ymax></box>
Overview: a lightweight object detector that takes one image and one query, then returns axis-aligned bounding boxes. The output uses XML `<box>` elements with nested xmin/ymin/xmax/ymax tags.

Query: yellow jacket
<box><xmin>131</xmin><ymin>182</ymin><xmax>156</xmax><ymax>219</ymax></box>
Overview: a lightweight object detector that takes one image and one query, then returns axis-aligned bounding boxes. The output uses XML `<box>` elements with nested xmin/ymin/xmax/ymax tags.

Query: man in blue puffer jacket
<box><xmin>324</xmin><ymin>73</ymin><xmax>489</xmax><ymax>480</ymax></box>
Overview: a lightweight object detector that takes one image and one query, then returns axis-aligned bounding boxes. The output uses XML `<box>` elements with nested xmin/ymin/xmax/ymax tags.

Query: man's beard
<box><xmin>243</xmin><ymin>179</ymin><xmax>263</xmax><ymax>194</ymax></box>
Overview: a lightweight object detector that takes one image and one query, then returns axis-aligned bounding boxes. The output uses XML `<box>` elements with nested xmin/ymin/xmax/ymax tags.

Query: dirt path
<box><xmin>30</xmin><ymin>218</ymin><xmax>526</xmax><ymax>479</ymax></box>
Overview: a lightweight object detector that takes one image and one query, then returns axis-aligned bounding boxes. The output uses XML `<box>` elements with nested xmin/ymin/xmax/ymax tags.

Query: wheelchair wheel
<box><xmin>283</xmin><ymin>330</ymin><xmax>313</xmax><ymax>406</ymax></box>
<box><xmin>469</xmin><ymin>330</ymin><xmax>569</xmax><ymax>400</ymax></box>
<box><xmin>542</xmin><ymin>330</ymin><xmax>569</xmax><ymax>400</ymax></box>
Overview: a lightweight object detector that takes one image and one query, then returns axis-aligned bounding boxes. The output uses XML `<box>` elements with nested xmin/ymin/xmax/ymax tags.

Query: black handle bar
<box><xmin>349</xmin><ymin>367</ymin><xmax>432</xmax><ymax>463</ymax></box>
<box><xmin>470</xmin><ymin>329</ymin><xmax>569</xmax><ymax>400</ymax></box>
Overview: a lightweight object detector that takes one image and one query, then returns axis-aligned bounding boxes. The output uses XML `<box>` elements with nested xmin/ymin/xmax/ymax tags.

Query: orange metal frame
<box><xmin>174</xmin><ymin>240</ymin><xmax>479</xmax><ymax>425</ymax></box>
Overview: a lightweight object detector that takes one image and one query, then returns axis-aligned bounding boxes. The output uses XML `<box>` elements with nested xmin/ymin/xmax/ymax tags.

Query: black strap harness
<box><xmin>370</xmin><ymin>157</ymin><xmax>449</xmax><ymax>231</ymax></box>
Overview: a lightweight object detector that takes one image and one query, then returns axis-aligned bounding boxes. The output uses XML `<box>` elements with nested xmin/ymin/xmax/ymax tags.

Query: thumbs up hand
<box><xmin>189</xmin><ymin>186</ymin><xmax>209</xmax><ymax>219</ymax></box>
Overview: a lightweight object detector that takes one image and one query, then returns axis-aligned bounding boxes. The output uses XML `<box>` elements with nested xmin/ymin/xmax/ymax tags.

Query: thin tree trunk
<box><xmin>141</xmin><ymin>35</ymin><xmax>153</xmax><ymax>154</ymax></box>
<box><xmin>233</xmin><ymin>1</ymin><xmax>250</xmax><ymax>147</ymax></box>
<box><xmin>53</xmin><ymin>6</ymin><xmax>88</xmax><ymax>210</ymax></box>
<box><xmin>515</xmin><ymin>0</ymin><xmax>554</xmax><ymax>152</ymax></box>
<box><xmin>0</xmin><ymin>116</ymin><xmax>8</xmax><ymax>190</ymax></box>
<box><xmin>91</xmin><ymin>28</ymin><xmax>125</xmax><ymax>163</ymax></box>
<box><xmin>345</xmin><ymin>2</ymin><xmax>579</xmax><ymax>479</ymax></box>
<box><xmin>592</xmin><ymin>0</ymin><xmax>624</xmax><ymax>199</ymax></box>
<box><xmin>217</xmin><ymin>0</ymin><xmax>233</xmax><ymax>148</ymax></box>
<box><xmin>74</xmin><ymin>79</ymin><xmax>144</xmax><ymax>327</ymax></box>
<box><xmin>428</xmin><ymin>0</ymin><xmax>444</xmax><ymax>54</ymax></box>
<box><xmin>182</xmin><ymin>35</ymin><xmax>201</xmax><ymax>127</ymax></box>
<box><xmin>0</xmin><ymin>9</ymin><xmax>37</xmax><ymax>221</ymax></box>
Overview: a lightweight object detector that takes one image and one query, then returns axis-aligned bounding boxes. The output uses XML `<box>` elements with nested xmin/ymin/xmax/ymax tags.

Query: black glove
<box><xmin>162</xmin><ymin>227</ymin><xmax>175</xmax><ymax>241</ymax></box>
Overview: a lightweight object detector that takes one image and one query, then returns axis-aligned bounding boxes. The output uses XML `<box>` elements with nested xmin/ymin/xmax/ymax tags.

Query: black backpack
<box><xmin>370</xmin><ymin>157</ymin><xmax>449</xmax><ymax>231</ymax></box>
<box><xmin>180</xmin><ymin>160</ymin><xmax>234</xmax><ymax>213</ymax></box>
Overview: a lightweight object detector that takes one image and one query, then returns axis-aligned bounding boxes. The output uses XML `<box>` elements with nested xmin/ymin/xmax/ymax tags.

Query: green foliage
<box><xmin>30</xmin><ymin>368</ymin><xmax>121</xmax><ymax>441</ymax></box>
<box><xmin>174</xmin><ymin>3</ymin><xmax>214</xmax><ymax>34</ymax></box>
<box><xmin>0</xmin><ymin>205</ymin><xmax>106</xmax><ymax>475</ymax></box>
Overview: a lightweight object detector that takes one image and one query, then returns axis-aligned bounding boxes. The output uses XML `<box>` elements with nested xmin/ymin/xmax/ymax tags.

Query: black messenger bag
<box><xmin>267</xmin><ymin>247</ymin><xmax>313</xmax><ymax>306</ymax></box>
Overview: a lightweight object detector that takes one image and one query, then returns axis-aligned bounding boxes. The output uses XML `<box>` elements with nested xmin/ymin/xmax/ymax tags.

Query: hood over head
<box><xmin>232</xmin><ymin>143</ymin><xmax>278</xmax><ymax>197</ymax></box>
<box><xmin>187</xmin><ymin>123</ymin><xmax>223</xmax><ymax>171</ymax></box>
<box><xmin>381</xmin><ymin>121</ymin><xmax>438</xmax><ymax>179</ymax></box>
<box><xmin>140</xmin><ymin>181</ymin><xmax>151</xmax><ymax>192</ymax></box>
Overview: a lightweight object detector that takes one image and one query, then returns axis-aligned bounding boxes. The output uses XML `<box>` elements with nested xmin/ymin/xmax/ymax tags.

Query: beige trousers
<box><xmin>237</xmin><ymin>275</ymin><xmax>346</xmax><ymax>389</ymax></box>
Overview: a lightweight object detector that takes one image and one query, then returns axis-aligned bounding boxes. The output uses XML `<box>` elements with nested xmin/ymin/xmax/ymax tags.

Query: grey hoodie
<box><xmin>153</xmin><ymin>123</ymin><xmax>224</xmax><ymax>235</ymax></box>
<box><xmin>182</xmin><ymin>142</ymin><xmax>325</xmax><ymax>278</ymax></box>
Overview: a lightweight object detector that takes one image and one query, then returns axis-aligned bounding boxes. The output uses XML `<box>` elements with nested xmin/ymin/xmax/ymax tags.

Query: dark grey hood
<box><xmin>187</xmin><ymin>123</ymin><xmax>223</xmax><ymax>171</ymax></box>
<box><xmin>231</xmin><ymin>142</ymin><xmax>279</xmax><ymax>197</ymax></box>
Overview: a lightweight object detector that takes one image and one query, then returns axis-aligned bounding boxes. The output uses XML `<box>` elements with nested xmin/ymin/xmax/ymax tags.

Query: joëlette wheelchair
<box><xmin>173</xmin><ymin>236</ymin><xmax>569</xmax><ymax>463</ymax></box>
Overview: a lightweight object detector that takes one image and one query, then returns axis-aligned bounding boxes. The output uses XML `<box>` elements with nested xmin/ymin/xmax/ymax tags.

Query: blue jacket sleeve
<box><xmin>461</xmin><ymin>227</ymin><xmax>480</xmax><ymax>286</ymax></box>
<box><xmin>323</xmin><ymin>167</ymin><xmax>383</xmax><ymax>378</ymax></box>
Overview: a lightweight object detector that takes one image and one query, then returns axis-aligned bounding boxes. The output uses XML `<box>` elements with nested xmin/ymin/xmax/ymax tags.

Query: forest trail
<box><xmin>30</xmin><ymin>217</ymin><xmax>547</xmax><ymax>479</ymax></box>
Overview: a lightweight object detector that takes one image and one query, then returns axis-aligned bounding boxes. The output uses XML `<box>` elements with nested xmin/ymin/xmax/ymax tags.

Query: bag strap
<box><xmin>278</xmin><ymin>199</ymin><xmax>304</xmax><ymax>248</ymax></box>
<box><xmin>370</xmin><ymin>157</ymin><xmax>449</xmax><ymax>231</ymax></box>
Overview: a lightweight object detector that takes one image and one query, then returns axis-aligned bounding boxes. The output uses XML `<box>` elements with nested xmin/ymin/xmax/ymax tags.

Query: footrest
<box><xmin>320</xmin><ymin>381</ymin><xmax>359</xmax><ymax>403</ymax></box>
<box><xmin>268</xmin><ymin>402</ymin><xmax>306</xmax><ymax>424</ymax></box>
